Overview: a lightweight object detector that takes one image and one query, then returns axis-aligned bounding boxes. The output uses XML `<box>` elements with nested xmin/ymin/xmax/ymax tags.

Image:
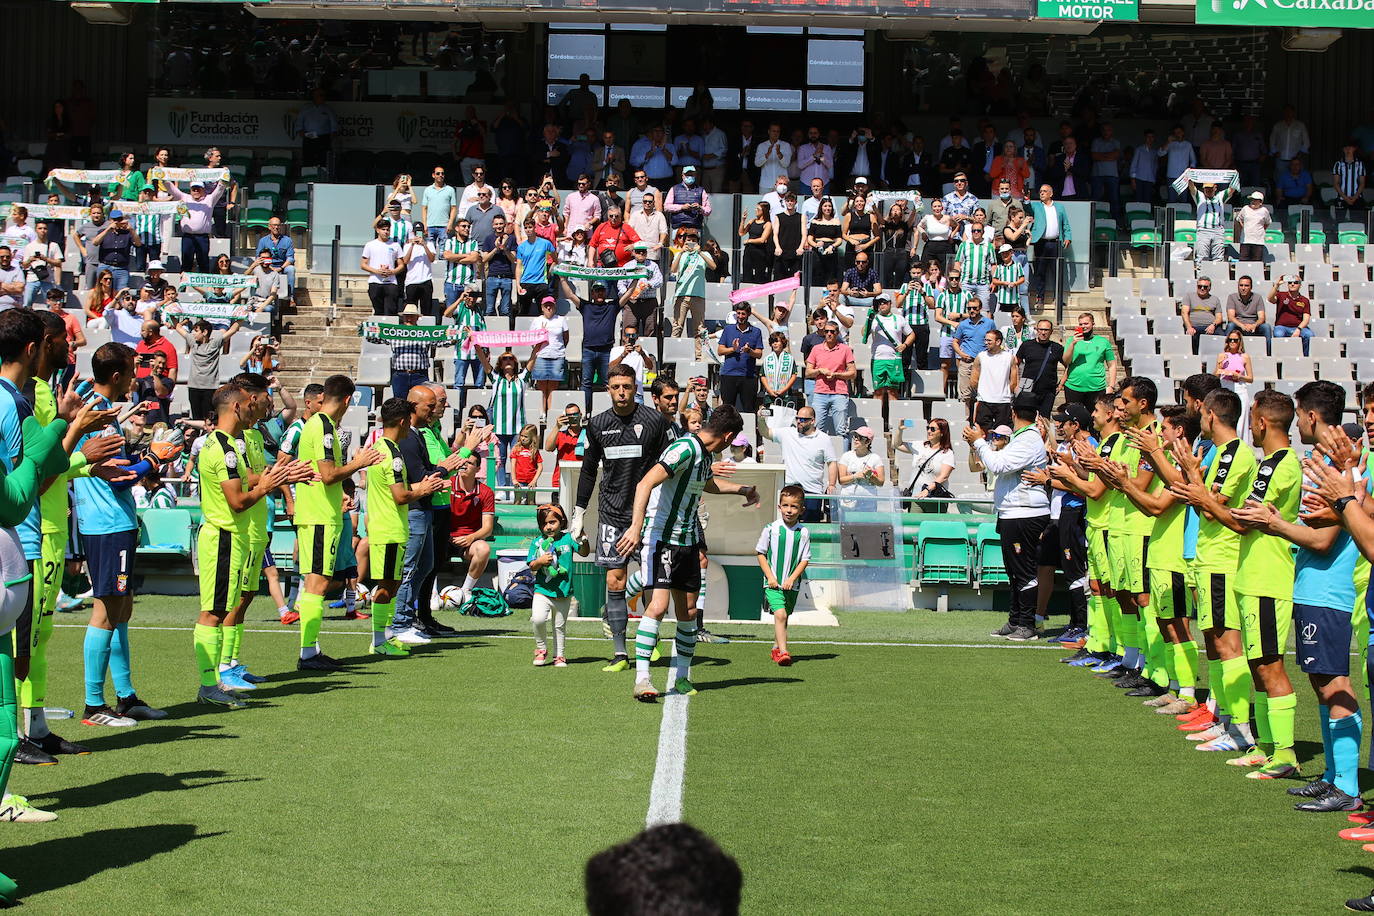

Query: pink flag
<box><xmin>728</xmin><ymin>274</ymin><xmax>800</xmax><ymax>305</ymax></box>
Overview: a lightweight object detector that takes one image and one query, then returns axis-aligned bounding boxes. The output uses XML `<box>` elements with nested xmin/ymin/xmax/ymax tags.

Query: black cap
<box><xmin>1011</xmin><ymin>391</ymin><xmax>1041</xmax><ymax>413</ymax></box>
<box><xmin>1053</xmin><ymin>403</ymin><xmax>1092</xmax><ymax>428</ymax></box>
<box><xmin>1343</xmin><ymin>422</ymin><xmax>1364</xmax><ymax>441</ymax></box>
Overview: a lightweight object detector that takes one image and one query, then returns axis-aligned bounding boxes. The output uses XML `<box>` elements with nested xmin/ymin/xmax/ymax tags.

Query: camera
<box><xmin>413</xmin><ymin>221</ymin><xmax>424</xmax><ymax>232</ymax></box>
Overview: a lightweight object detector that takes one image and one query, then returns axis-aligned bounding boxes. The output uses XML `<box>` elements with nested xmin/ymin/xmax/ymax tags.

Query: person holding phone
<box><xmin>1060</xmin><ymin>313</ymin><xmax>1117</xmax><ymax>407</ymax></box>
<box><xmin>609</xmin><ymin>326</ymin><xmax>655</xmax><ymax>404</ymax></box>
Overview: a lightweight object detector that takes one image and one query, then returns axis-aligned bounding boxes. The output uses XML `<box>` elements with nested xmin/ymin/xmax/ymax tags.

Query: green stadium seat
<box><xmin>1338</xmin><ymin>223</ymin><xmax>1369</xmax><ymax>245</ymax></box>
<box><xmin>285</xmin><ymin>200</ymin><xmax>308</xmax><ymax>230</ymax></box>
<box><xmin>1265</xmin><ymin>228</ymin><xmax>1287</xmax><ymax>244</ymax></box>
<box><xmin>1093</xmin><ymin>219</ymin><xmax>1118</xmax><ymax>242</ymax></box>
<box><xmin>269</xmin><ymin>528</ymin><xmax>296</xmax><ymax>573</ymax></box>
<box><xmin>243</xmin><ymin>206</ymin><xmax>274</xmax><ymax>229</ymax></box>
<box><xmin>916</xmin><ymin>519</ymin><xmax>972</xmax><ymax>586</ymax></box>
<box><xmin>1130</xmin><ymin>219</ymin><xmax>1161</xmax><ymax>246</ymax></box>
<box><xmin>973</xmin><ymin>522</ymin><xmax>1008</xmax><ymax>588</ymax></box>
<box><xmin>138</xmin><ymin>508</ymin><xmax>193</xmax><ymax>557</ymax></box>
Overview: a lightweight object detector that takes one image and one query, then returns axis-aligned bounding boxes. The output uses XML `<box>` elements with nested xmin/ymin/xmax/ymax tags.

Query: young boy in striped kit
<box><xmin>756</xmin><ymin>484</ymin><xmax>811</xmax><ymax>667</ymax></box>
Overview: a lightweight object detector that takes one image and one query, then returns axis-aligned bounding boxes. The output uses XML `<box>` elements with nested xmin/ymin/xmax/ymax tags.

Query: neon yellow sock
<box><xmin>298</xmin><ymin>593</ymin><xmax>325</xmax><ymax>651</ymax></box>
<box><xmin>1142</xmin><ymin>614</ymin><xmax>1168</xmax><ymax>685</ymax></box>
<box><xmin>1099</xmin><ymin>594</ymin><xmax>1119</xmax><ymax>653</ymax></box>
<box><xmin>371</xmin><ymin>600</ymin><xmax>395</xmax><ymax>646</ymax></box>
<box><xmin>218</xmin><ymin>623</ymin><xmax>241</xmax><ymax>668</ymax></box>
<box><xmin>1177</xmin><ymin>640</ymin><xmax>1199</xmax><ymax>689</ymax></box>
<box><xmin>193</xmin><ymin>624</ymin><xmax>221</xmax><ymax>688</ymax></box>
<box><xmin>1269</xmin><ymin>692</ymin><xmax>1297</xmax><ymax>764</ymax></box>
<box><xmin>1254</xmin><ymin>690</ymin><xmax>1272</xmax><ymax>754</ymax></box>
<box><xmin>1221</xmin><ymin>655</ymin><xmax>1253</xmax><ymax>724</ymax></box>
<box><xmin>233</xmin><ymin>623</ymin><xmax>245</xmax><ymax>664</ymax></box>
<box><xmin>1207</xmin><ymin>657</ymin><xmax>1226</xmax><ymax>713</ymax></box>
<box><xmin>1086</xmin><ymin>595</ymin><xmax>1107</xmax><ymax>653</ymax></box>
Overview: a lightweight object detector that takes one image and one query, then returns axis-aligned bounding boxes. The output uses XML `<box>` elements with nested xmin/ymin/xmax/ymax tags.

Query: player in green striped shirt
<box><xmin>956</xmin><ymin>224</ymin><xmax>995</xmax><ymax>305</ymax></box>
<box><xmin>477</xmin><ymin>349</ymin><xmax>539</xmax><ymax>493</ymax></box>
<box><xmin>756</xmin><ymin>484</ymin><xmax>810</xmax><ymax>667</ymax></box>
<box><xmin>440</xmin><ymin>219</ymin><xmax>481</xmax><ymax>300</ymax></box>
<box><xmin>1227</xmin><ymin>390</ymin><xmax>1303</xmax><ymax>775</ymax></box>
<box><xmin>990</xmin><ymin>246</ymin><xmax>1025</xmax><ymax>313</ymax></box>
<box><xmin>446</xmin><ymin>287</ymin><xmax>488</xmax><ymax>411</ymax></box>
<box><xmin>1169</xmin><ymin>388</ymin><xmax>1259</xmax><ymax>752</ymax></box>
<box><xmin>621</xmin><ymin>405</ymin><xmax>759</xmax><ymax>702</ymax></box>
<box><xmin>293</xmin><ymin>375</ymin><xmax>383</xmax><ymax>672</ymax></box>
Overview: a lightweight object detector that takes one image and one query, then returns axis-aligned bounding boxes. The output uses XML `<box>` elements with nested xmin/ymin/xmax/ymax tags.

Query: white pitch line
<box><xmin>645</xmin><ymin>693</ymin><xmax>690</xmax><ymax>827</ymax></box>
<box><xmin>50</xmin><ymin>623</ymin><xmax>1069</xmax><ymax>651</ymax></box>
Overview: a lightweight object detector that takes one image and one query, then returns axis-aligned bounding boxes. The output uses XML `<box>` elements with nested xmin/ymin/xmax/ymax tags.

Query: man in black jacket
<box><xmin>1046</xmin><ymin>136</ymin><xmax>1092</xmax><ymax>201</ymax></box>
<box><xmin>727</xmin><ymin>119</ymin><xmax>761</xmax><ymax>194</ymax></box>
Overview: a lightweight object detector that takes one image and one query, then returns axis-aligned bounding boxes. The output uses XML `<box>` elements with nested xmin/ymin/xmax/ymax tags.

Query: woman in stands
<box><xmin>880</xmin><ymin>197</ymin><xmax>915</xmax><ymax>288</ymax></box>
<box><xmin>841</xmin><ymin>192</ymin><xmax>877</xmax><ymax>270</ymax></box>
<box><xmin>108</xmin><ymin>152</ymin><xmax>148</xmax><ymax>202</ymax></box>
<box><xmin>914</xmin><ymin>196</ymin><xmax>956</xmax><ymax>273</ymax></box>
<box><xmin>83</xmin><ymin>269</ymin><xmax>116</xmax><ymax>329</ymax></box>
<box><xmin>739</xmin><ymin>200</ymin><xmax>774</xmax><ymax>284</ymax></box>
<box><xmin>148</xmin><ymin>146</ymin><xmax>173</xmax><ymax>198</ymax></box>
<box><xmin>703</xmin><ymin>237</ymin><xmax>730</xmax><ymax>283</ymax></box>
<box><xmin>385</xmin><ymin>174</ymin><xmax>415</xmax><ymax>217</ymax></box>
<box><xmin>1214</xmin><ymin>331</ymin><xmax>1254</xmax><ymax>435</ymax></box>
<box><xmin>194</xmin><ymin>253</ymin><xmax>248</xmax><ymax>308</ymax></box>
<box><xmin>805</xmin><ymin>197</ymin><xmax>842</xmax><ymax>286</ymax></box>
<box><xmin>495</xmin><ymin>179</ymin><xmax>520</xmax><ymax>225</ymax></box>
<box><xmin>895</xmin><ymin>416</ymin><xmax>955</xmax><ymax>514</ymax></box>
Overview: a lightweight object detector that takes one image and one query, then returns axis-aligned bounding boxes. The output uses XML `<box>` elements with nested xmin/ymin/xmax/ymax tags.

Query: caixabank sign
<box><xmin>1196</xmin><ymin>0</ymin><xmax>1374</xmax><ymax>26</ymax></box>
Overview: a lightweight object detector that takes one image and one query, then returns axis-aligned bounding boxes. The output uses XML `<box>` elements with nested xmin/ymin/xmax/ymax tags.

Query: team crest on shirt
<box><xmin>1012</xmin><ymin>541</ymin><xmax>1022</xmax><ymax>553</ymax></box>
<box><xmin>1220</xmin><ymin>451</ymin><xmax>1234</xmax><ymax>464</ymax></box>
<box><xmin>1259</xmin><ymin>464</ymin><xmax>1274</xmax><ymax>476</ymax></box>
<box><xmin>634</xmin><ymin>424</ymin><xmax>643</xmax><ymax>438</ymax></box>
<box><xmin>392</xmin><ymin>457</ymin><xmax>404</xmax><ymax>474</ymax></box>
<box><xmin>323</xmin><ymin>433</ymin><xmax>335</xmax><ymax>450</ymax></box>
<box><xmin>224</xmin><ymin>450</ymin><xmax>238</xmax><ymax>470</ymax></box>
<box><xmin>116</xmin><ymin>574</ymin><xmax>128</xmax><ymax>593</ymax></box>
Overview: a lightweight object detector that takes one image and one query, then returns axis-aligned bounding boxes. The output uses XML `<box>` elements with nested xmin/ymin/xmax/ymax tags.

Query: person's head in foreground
<box><xmin>585</xmin><ymin>822</ymin><xmax>741</xmax><ymax>916</ymax></box>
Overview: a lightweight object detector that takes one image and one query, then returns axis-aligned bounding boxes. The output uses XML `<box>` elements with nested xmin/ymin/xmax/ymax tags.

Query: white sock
<box><xmin>278</xmin><ymin>605</ymin><xmax>291</xmax><ymax>619</ymax></box>
<box><xmin>1180</xmin><ymin>685</ymin><xmax>1197</xmax><ymax>699</ymax></box>
<box><xmin>1234</xmin><ymin>721</ymin><xmax>1255</xmax><ymax>745</ymax></box>
<box><xmin>1206</xmin><ymin>695</ymin><xmax>1218</xmax><ymax>714</ymax></box>
<box><xmin>371</xmin><ymin>630</ymin><xmax>387</xmax><ymax>648</ymax></box>
<box><xmin>218</xmin><ymin>662</ymin><xmax>233</xmax><ymax>674</ymax></box>
<box><xmin>345</xmin><ymin>588</ymin><xmax>356</xmax><ymax>612</ymax></box>
<box><xmin>300</xmin><ymin>645</ymin><xmax>319</xmax><ymax>659</ymax></box>
<box><xmin>462</xmin><ymin>574</ymin><xmax>478</xmax><ymax>592</ymax></box>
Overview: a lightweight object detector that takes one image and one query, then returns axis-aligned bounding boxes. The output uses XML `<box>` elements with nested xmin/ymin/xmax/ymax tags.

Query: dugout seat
<box><xmin>138</xmin><ymin>508</ymin><xmax>194</xmax><ymax>558</ymax></box>
<box><xmin>973</xmin><ymin>522</ymin><xmax>1007</xmax><ymax>589</ymax></box>
<box><xmin>915</xmin><ymin>519</ymin><xmax>972</xmax><ymax>586</ymax></box>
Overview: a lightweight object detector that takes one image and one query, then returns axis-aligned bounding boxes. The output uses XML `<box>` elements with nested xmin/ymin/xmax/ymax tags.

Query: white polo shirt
<box><xmin>767</xmin><ymin>425</ymin><xmax>836</xmax><ymax>494</ymax></box>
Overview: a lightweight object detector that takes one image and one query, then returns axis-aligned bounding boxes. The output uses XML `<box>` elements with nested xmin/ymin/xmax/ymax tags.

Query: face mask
<box><xmin>999</xmin><ymin>192</ymin><xmax>1010</xmax><ymax>200</ymax></box>
<box><xmin>1081</xmin><ymin>329</ymin><xmax>1093</xmax><ymax>339</ymax></box>
<box><xmin>684</xmin><ymin>176</ymin><xmax>696</xmax><ymax>186</ymax></box>
<box><xmin>777</xmin><ymin>185</ymin><xmax>788</xmax><ymax>194</ymax></box>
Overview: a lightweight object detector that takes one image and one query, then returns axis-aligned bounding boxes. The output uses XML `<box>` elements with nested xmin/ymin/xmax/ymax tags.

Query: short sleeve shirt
<box><xmin>1065</xmin><ymin>334</ymin><xmax>1115</xmax><ymax>392</ymax></box>
<box><xmin>449</xmin><ymin>481</ymin><xmax>495</xmax><ymax>536</ymax></box>
<box><xmin>1234</xmin><ymin>448</ymin><xmax>1301</xmax><ymax>598</ymax></box>
<box><xmin>197</xmin><ymin>430</ymin><xmax>245</xmax><ymax>533</ymax></box>
<box><xmin>719</xmin><ymin>323</ymin><xmax>764</xmax><ymax>378</ymax></box>
<box><xmin>755</xmin><ymin>520</ymin><xmax>811</xmax><ymax>589</ymax></box>
<box><xmin>1194</xmin><ymin>437</ymin><xmax>1258</xmax><ymax>572</ymax></box>
<box><xmin>366</xmin><ymin>437</ymin><xmax>410</xmax><ymax>544</ymax></box>
<box><xmin>294</xmin><ymin>412</ymin><xmax>344</xmax><ymax>526</ymax></box>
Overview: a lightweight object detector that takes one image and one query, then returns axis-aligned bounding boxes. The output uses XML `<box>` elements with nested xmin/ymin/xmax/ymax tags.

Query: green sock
<box><xmin>1221</xmin><ymin>655</ymin><xmax>1253</xmax><ymax>724</ymax></box>
<box><xmin>1143</xmin><ymin>615</ymin><xmax>1168</xmax><ymax>685</ymax></box>
<box><xmin>1207</xmin><ymin>658</ymin><xmax>1226</xmax><ymax>713</ymax></box>
<box><xmin>1176</xmin><ymin>640</ymin><xmax>1199</xmax><ymax>689</ymax></box>
<box><xmin>218</xmin><ymin>623</ymin><xmax>241</xmax><ymax>669</ymax></box>
<box><xmin>1254</xmin><ymin>690</ymin><xmax>1272</xmax><ymax>754</ymax></box>
<box><xmin>1086</xmin><ymin>594</ymin><xmax>1107</xmax><ymax>653</ymax></box>
<box><xmin>1116</xmin><ymin>605</ymin><xmax>1137</xmax><ymax>654</ymax></box>
<box><xmin>193</xmin><ymin>624</ymin><xmax>221</xmax><ymax>688</ymax></box>
<box><xmin>1269</xmin><ymin>692</ymin><xmax>1298</xmax><ymax>764</ymax></box>
<box><xmin>1099</xmin><ymin>594</ymin><xmax>1119</xmax><ymax>653</ymax></box>
<box><xmin>234</xmin><ymin>623</ymin><xmax>245</xmax><ymax>664</ymax></box>
<box><xmin>371</xmin><ymin>600</ymin><xmax>395</xmax><ymax>646</ymax></box>
<box><xmin>298</xmin><ymin>593</ymin><xmax>325</xmax><ymax>653</ymax></box>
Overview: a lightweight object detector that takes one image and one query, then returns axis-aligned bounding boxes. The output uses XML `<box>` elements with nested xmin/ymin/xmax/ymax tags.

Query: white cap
<box><xmin>997</xmin><ymin>243</ymin><xmax>1013</xmax><ymax>253</ymax></box>
<box><xmin>1249</xmin><ymin>190</ymin><xmax>1265</xmax><ymax>200</ymax></box>
<box><xmin>146</xmin><ymin>259</ymin><xmax>164</xmax><ymax>271</ymax></box>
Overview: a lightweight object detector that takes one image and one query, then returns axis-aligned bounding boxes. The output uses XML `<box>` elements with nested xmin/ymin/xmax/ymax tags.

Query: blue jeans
<box><xmin>444</xmin><ymin>280</ymin><xmax>463</xmax><ymax>309</ymax></box>
<box><xmin>427</xmin><ymin>226</ymin><xmax>447</xmax><ymax>248</ymax></box>
<box><xmin>810</xmin><ymin>391</ymin><xmax>850</xmax><ymax>439</ymax></box>
<box><xmin>392</xmin><ymin>507</ymin><xmax>434</xmax><ymax>629</ymax></box>
<box><xmin>1228</xmin><ymin>321</ymin><xmax>1273</xmax><ymax>355</ymax></box>
<box><xmin>844</xmin><ymin>295</ymin><xmax>875</xmax><ymax>311</ymax></box>
<box><xmin>392</xmin><ymin>370</ymin><xmax>429</xmax><ymax>400</ymax></box>
<box><xmin>23</xmin><ymin>280</ymin><xmax>53</xmax><ymax>309</ymax></box>
<box><xmin>485</xmin><ymin>277</ymin><xmax>512</xmax><ymax>317</ymax></box>
<box><xmin>1091</xmin><ymin>175</ymin><xmax>1120</xmax><ymax>219</ymax></box>
<box><xmin>1273</xmin><ymin>324</ymin><xmax>1311</xmax><ymax>355</ymax></box>
<box><xmin>581</xmin><ymin>345</ymin><xmax>611</xmax><ymax>411</ymax></box>
<box><xmin>963</xmin><ymin>282</ymin><xmax>990</xmax><ymax>310</ymax></box>
<box><xmin>99</xmin><ymin>263</ymin><xmax>130</xmax><ymax>292</ymax></box>
<box><xmin>494</xmin><ymin>433</ymin><xmax>516</xmax><ymax>489</ymax></box>
<box><xmin>457</xmin><ymin>358</ymin><xmax>486</xmax><ymax>409</ymax></box>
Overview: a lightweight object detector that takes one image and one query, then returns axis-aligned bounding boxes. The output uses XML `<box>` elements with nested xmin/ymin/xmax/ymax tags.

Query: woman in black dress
<box><xmin>805</xmin><ymin>197</ymin><xmax>842</xmax><ymax>286</ymax></box>
<box><xmin>739</xmin><ymin>200</ymin><xmax>774</xmax><ymax>284</ymax></box>
<box><xmin>841</xmin><ymin>193</ymin><xmax>877</xmax><ymax>270</ymax></box>
<box><xmin>880</xmin><ymin>197</ymin><xmax>915</xmax><ymax>288</ymax></box>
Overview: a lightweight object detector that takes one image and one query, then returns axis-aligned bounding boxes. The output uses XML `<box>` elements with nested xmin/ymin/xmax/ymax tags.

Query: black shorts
<box><xmin>85</xmin><ymin>529</ymin><xmax>137</xmax><ymax>599</ymax></box>
<box><xmin>595</xmin><ymin>521</ymin><xmax>632</xmax><ymax>569</ymax></box>
<box><xmin>640</xmin><ymin>540</ymin><xmax>702</xmax><ymax>593</ymax></box>
<box><xmin>1295</xmin><ymin>603</ymin><xmax>1352</xmax><ymax>676</ymax></box>
<box><xmin>1037</xmin><ymin>521</ymin><xmax>1061</xmax><ymax>567</ymax></box>
<box><xmin>12</xmin><ymin>570</ymin><xmax>33</xmax><ymax>659</ymax></box>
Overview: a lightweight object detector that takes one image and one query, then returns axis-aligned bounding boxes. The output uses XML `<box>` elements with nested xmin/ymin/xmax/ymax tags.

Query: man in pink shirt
<box><xmin>805</xmin><ymin>320</ymin><xmax>857</xmax><ymax>439</ymax></box>
<box><xmin>561</xmin><ymin>174</ymin><xmax>603</xmax><ymax>233</ymax></box>
<box><xmin>165</xmin><ymin>177</ymin><xmax>227</xmax><ymax>274</ymax></box>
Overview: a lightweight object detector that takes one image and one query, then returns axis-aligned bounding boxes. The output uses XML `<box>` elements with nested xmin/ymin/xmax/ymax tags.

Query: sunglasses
<box><xmin>824</xmin><ymin>329</ymin><xmax>839</xmax><ymax>335</ymax></box>
<box><xmin>955</xmin><ymin>179</ymin><xmax>968</xmax><ymax>183</ymax></box>
<box><xmin>1227</xmin><ymin>337</ymin><xmax>1241</xmax><ymax>342</ymax></box>
<box><xmin>927</xmin><ymin>424</ymin><xmax>939</xmax><ymax>431</ymax></box>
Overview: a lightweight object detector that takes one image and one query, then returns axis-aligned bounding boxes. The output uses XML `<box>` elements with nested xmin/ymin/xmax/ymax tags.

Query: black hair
<box><xmin>1295</xmin><ymin>380</ymin><xmax>1346</xmax><ymax>426</ymax></box>
<box><xmin>1118</xmin><ymin>375</ymin><xmax>1158</xmax><ymax>410</ymax></box>
<box><xmin>1252</xmin><ymin>389</ymin><xmax>1295</xmax><ymax>432</ymax></box>
<box><xmin>322</xmin><ymin>374</ymin><xmax>355</xmax><ymax>401</ymax></box>
<box><xmin>38</xmin><ymin>310</ymin><xmax>66</xmax><ymax>339</ymax></box>
<box><xmin>0</xmin><ymin>309</ymin><xmax>43</xmax><ymax>363</ymax></box>
<box><xmin>585</xmin><ymin>823</ymin><xmax>742</xmax><ymax>916</ymax></box>
<box><xmin>651</xmin><ymin>375</ymin><xmax>680</xmax><ymax>398</ymax></box>
<box><xmin>1093</xmin><ymin>391</ymin><xmax>1117</xmax><ymax>410</ymax></box>
<box><xmin>91</xmin><ymin>342</ymin><xmax>136</xmax><ymax>384</ymax></box>
<box><xmin>702</xmin><ymin>404</ymin><xmax>744</xmax><ymax>438</ymax></box>
<box><xmin>303</xmin><ymin>383</ymin><xmax>325</xmax><ymax>400</ymax></box>
<box><xmin>1203</xmin><ymin>388</ymin><xmax>1243</xmax><ymax>428</ymax></box>
<box><xmin>607</xmin><ymin>364</ymin><xmax>637</xmax><ymax>383</ymax></box>
<box><xmin>231</xmin><ymin>372</ymin><xmax>269</xmax><ymax>393</ymax></box>
<box><xmin>212</xmin><ymin>383</ymin><xmax>244</xmax><ymax>415</ymax></box>
<box><xmin>192</xmin><ymin>319</ymin><xmax>213</xmax><ymax>335</ymax></box>
<box><xmin>45</xmin><ymin>288</ymin><xmax>65</xmax><ymax>302</ymax></box>
<box><xmin>779</xmin><ymin>484</ymin><xmax>805</xmax><ymax>504</ymax></box>
<box><xmin>380</xmin><ymin>397</ymin><xmax>414</xmax><ymax>427</ymax></box>
<box><xmin>1160</xmin><ymin>404</ymin><xmax>1201</xmax><ymax>444</ymax></box>
<box><xmin>1182</xmin><ymin>373</ymin><xmax>1222</xmax><ymax>403</ymax></box>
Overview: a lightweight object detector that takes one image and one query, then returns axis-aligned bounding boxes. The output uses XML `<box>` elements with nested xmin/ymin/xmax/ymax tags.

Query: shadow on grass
<box><xmin>248</xmin><ymin>678</ymin><xmax>374</xmax><ymax>700</ymax></box>
<box><xmin>6</xmin><ymin>824</ymin><xmax>220</xmax><ymax>898</ymax></box>
<box><xmin>74</xmin><ymin>723</ymin><xmax>236</xmax><ymax>753</ymax></box>
<box><xmin>695</xmin><ymin>675</ymin><xmax>802</xmax><ymax>691</ymax></box>
<box><xmin>28</xmin><ymin>770</ymin><xmax>261</xmax><ymax>811</ymax></box>
<box><xmin>1294</xmin><ymin>739</ymin><xmax>1323</xmax><ymax>767</ymax></box>
<box><xmin>785</xmin><ymin>652</ymin><xmax>839</xmax><ymax>663</ymax></box>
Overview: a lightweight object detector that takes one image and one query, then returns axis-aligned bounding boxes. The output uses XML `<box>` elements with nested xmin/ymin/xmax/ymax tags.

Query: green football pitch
<box><xmin>1</xmin><ymin>598</ymin><xmax>1370</xmax><ymax>914</ymax></box>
